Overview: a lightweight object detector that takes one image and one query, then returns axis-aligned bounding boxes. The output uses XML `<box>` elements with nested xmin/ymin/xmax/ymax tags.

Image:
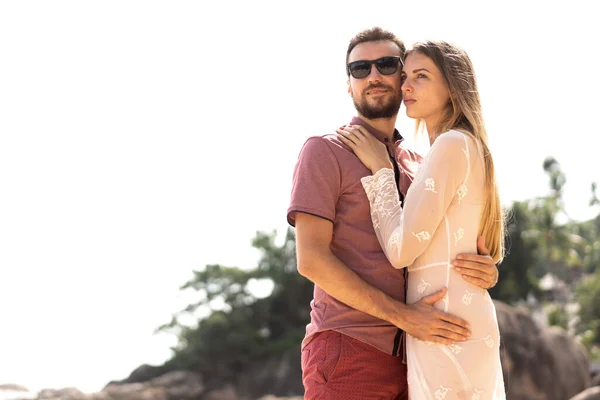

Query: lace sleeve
<box><xmin>361</xmin><ymin>167</ymin><xmax>404</xmax><ymax>263</ymax></box>
<box><xmin>361</xmin><ymin>131</ymin><xmax>470</xmax><ymax>269</ymax></box>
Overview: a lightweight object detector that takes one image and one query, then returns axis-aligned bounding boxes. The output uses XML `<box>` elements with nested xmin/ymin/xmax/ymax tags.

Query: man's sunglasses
<box><xmin>347</xmin><ymin>56</ymin><xmax>403</xmax><ymax>79</ymax></box>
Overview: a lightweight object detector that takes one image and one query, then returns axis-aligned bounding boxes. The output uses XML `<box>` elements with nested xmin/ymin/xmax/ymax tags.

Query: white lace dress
<box><xmin>361</xmin><ymin>130</ymin><xmax>505</xmax><ymax>400</ymax></box>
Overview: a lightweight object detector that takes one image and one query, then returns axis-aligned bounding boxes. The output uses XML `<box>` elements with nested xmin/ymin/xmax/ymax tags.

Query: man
<box><xmin>287</xmin><ymin>27</ymin><xmax>499</xmax><ymax>400</ymax></box>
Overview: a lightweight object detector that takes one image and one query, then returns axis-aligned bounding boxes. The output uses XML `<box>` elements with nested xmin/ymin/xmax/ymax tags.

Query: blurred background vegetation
<box><xmin>156</xmin><ymin>156</ymin><xmax>600</xmax><ymax>391</ymax></box>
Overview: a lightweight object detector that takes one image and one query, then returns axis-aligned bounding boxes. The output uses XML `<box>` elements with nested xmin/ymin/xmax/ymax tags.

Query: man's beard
<box><xmin>352</xmin><ymin>85</ymin><xmax>401</xmax><ymax>119</ymax></box>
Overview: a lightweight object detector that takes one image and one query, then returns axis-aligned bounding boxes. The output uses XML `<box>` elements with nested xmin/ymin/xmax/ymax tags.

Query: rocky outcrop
<box><xmin>104</xmin><ymin>364</ymin><xmax>166</xmax><ymax>387</ymax></box>
<box><xmin>0</xmin><ymin>384</ymin><xmax>30</xmax><ymax>392</ymax></box>
<box><xmin>0</xmin><ymin>383</ymin><xmax>37</xmax><ymax>400</ymax></box>
<box><xmin>495</xmin><ymin>301</ymin><xmax>591</xmax><ymax>400</ymax></box>
<box><xmin>32</xmin><ymin>371</ymin><xmax>202</xmax><ymax>400</ymax></box>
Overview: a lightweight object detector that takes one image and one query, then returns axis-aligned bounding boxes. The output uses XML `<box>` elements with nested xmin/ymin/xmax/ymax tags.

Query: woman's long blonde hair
<box><xmin>408</xmin><ymin>41</ymin><xmax>506</xmax><ymax>263</ymax></box>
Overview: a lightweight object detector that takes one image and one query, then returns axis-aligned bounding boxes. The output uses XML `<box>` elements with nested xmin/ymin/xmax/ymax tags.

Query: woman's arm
<box><xmin>338</xmin><ymin>126</ymin><xmax>469</xmax><ymax>269</ymax></box>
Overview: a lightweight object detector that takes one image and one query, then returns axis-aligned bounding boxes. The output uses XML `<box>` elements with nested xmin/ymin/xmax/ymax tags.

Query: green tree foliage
<box><xmin>157</xmin><ymin>229</ymin><xmax>312</xmax><ymax>386</ymax></box>
<box><xmin>489</xmin><ymin>200</ymin><xmax>540</xmax><ymax>302</ymax></box>
<box><xmin>575</xmin><ymin>271</ymin><xmax>600</xmax><ymax>344</ymax></box>
<box><xmin>491</xmin><ymin>157</ymin><xmax>597</xmax><ymax>302</ymax></box>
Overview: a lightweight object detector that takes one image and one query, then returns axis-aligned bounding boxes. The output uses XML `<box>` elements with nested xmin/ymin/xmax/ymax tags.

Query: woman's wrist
<box><xmin>370</xmin><ymin>162</ymin><xmax>393</xmax><ymax>175</ymax></box>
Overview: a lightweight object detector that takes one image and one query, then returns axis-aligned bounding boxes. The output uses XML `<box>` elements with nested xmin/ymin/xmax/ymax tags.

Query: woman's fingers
<box><xmin>353</xmin><ymin>125</ymin><xmax>371</xmax><ymax>139</ymax></box>
<box><xmin>336</xmin><ymin>129</ymin><xmax>357</xmax><ymax>146</ymax></box>
<box><xmin>340</xmin><ymin>125</ymin><xmax>368</xmax><ymax>142</ymax></box>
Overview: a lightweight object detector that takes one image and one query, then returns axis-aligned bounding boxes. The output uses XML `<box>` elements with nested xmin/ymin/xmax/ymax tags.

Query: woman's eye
<box><xmin>417</xmin><ymin>73</ymin><xmax>427</xmax><ymax>79</ymax></box>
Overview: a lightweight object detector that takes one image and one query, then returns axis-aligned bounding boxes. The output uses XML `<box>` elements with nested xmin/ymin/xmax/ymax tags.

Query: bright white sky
<box><xmin>0</xmin><ymin>0</ymin><xmax>598</xmax><ymax>394</ymax></box>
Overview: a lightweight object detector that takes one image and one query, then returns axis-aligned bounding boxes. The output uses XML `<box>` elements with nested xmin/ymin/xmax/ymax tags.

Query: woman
<box><xmin>337</xmin><ymin>41</ymin><xmax>506</xmax><ymax>399</ymax></box>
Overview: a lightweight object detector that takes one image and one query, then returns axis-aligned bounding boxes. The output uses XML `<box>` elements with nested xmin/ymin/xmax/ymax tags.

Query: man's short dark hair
<box><xmin>346</xmin><ymin>27</ymin><xmax>406</xmax><ymax>72</ymax></box>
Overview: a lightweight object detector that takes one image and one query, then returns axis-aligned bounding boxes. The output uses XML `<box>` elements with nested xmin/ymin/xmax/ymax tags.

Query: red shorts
<box><xmin>301</xmin><ymin>330</ymin><xmax>408</xmax><ymax>400</ymax></box>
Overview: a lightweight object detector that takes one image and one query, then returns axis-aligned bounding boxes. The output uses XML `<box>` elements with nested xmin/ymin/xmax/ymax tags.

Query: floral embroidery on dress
<box><xmin>413</xmin><ymin>231</ymin><xmax>431</xmax><ymax>242</ymax></box>
<box><xmin>417</xmin><ymin>279</ymin><xmax>431</xmax><ymax>294</ymax></box>
<box><xmin>472</xmin><ymin>389</ymin><xmax>484</xmax><ymax>400</ymax></box>
<box><xmin>454</xmin><ymin>227</ymin><xmax>464</xmax><ymax>246</ymax></box>
<box><xmin>462</xmin><ymin>289</ymin><xmax>475</xmax><ymax>305</ymax></box>
<box><xmin>434</xmin><ymin>385</ymin><xmax>452</xmax><ymax>400</ymax></box>
<box><xmin>448</xmin><ymin>343</ymin><xmax>463</xmax><ymax>354</ymax></box>
<box><xmin>484</xmin><ymin>335</ymin><xmax>495</xmax><ymax>348</ymax></box>
<box><xmin>457</xmin><ymin>183</ymin><xmax>468</xmax><ymax>203</ymax></box>
<box><xmin>424</xmin><ymin>178</ymin><xmax>438</xmax><ymax>193</ymax></box>
<box><xmin>389</xmin><ymin>231</ymin><xmax>400</xmax><ymax>247</ymax></box>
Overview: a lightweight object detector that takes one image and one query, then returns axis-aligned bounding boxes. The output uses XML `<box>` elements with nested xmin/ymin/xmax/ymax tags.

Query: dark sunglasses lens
<box><xmin>376</xmin><ymin>57</ymin><xmax>400</xmax><ymax>75</ymax></box>
<box><xmin>349</xmin><ymin>62</ymin><xmax>371</xmax><ymax>79</ymax></box>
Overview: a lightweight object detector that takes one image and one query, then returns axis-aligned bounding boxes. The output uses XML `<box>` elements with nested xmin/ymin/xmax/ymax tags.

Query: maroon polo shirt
<box><xmin>287</xmin><ymin>116</ymin><xmax>422</xmax><ymax>356</ymax></box>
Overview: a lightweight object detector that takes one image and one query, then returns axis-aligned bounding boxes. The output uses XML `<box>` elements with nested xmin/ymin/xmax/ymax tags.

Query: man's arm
<box><xmin>295</xmin><ymin>212</ymin><xmax>471</xmax><ymax>344</ymax></box>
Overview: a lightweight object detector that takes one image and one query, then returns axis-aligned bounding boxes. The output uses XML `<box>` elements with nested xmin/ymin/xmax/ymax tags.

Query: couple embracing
<box><xmin>288</xmin><ymin>27</ymin><xmax>505</xmax><ymax>400</ymax></box>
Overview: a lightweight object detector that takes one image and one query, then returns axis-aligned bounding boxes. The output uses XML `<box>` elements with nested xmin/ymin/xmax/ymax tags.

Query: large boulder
<box><xmin>495</xmin><ymin>301</ymin><xmax>591</xmax><ymax>400</ymax></box>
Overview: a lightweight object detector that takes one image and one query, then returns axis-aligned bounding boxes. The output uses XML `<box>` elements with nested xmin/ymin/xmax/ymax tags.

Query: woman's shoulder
<box><xmin>439</xmin><ymin>129</ymin><xmax>470</xmax><ymax>141</ymax></box>
<box><xmin>432</xmin><ymin>129</ymin><xmax>470</xmax><ymax>151</ymax></box>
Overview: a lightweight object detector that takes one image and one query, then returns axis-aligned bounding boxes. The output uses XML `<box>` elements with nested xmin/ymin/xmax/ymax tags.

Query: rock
<box><xmin>495</xmin><ymin>301</ymin><xmax>591</xmax><ymax>400</ymax></box>
<box><xmin>570</xmin><ymin>386</ymin><xmax>600</xmax><ymax>400</ymax></box>
<box><xmin>149</xmin><ymin>370</ymin><xmax>203</xmax><ymax>399</ymax></box>
<box><xmin>104</xmin><ymin>364</ymin><xmax>165</xmax><ymax>387</ymax></box>
<box><xmin>103</xmin><ymin>371</ymin><xmax>203</xmax><ymax>400</ymax></box>
<box><xmin>203</xmin><ymin>384</ymin><xmax>237</xmax><ymax>400</ymax></box>
<box><xmin>37</xmin><ymin>388</ymin><xmax>86</xmax><ymax>400</ymax></box>
<box><xmin>592</xmin><ymin>362</ymin><xmax>600</xmax><ymax>387</ymax></box>
<box><xmin>34</xmin><ymin>371</ymin><xmax>203</xmax><ymax>400</ymax></box>
<box><xmin>0</xmin><ymin>384</ymin><xmax>29</xmax><ymax>392</ymax></box>
<box><xmin>592</xmin><ymin>373</ymin><xmax>600</xmax><ymax>388</ymax></box>
<box><xmin>0</xmin><ymin>383</ymin><xmax>37</xmax><ymax>400</ymax></box>
<box><xmin>102</xmin><ymin>385</ymin><xmax>168</xmax><ymax>400</ymax></box>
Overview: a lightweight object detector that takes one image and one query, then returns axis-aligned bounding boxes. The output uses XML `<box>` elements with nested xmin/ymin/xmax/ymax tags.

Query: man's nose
<box><xmin>366</xmin><ymin>65</ymin><xmax>383</xmax><ymax>83</ymax></box>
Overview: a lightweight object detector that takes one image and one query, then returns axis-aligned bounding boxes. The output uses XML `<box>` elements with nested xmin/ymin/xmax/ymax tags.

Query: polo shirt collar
<box><xmin>349</xmin><ymin>116</ymin><xmax>403</xmax><ymax>149</ymax></box>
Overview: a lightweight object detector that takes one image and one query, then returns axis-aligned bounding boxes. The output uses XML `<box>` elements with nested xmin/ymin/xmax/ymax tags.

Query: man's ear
<box><xmin>347</xmin><ymin>80</ymin><xmax>352</xmax><ymax>96</ymax></box>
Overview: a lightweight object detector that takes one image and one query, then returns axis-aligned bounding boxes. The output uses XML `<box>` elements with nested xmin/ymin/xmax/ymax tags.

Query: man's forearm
<box><xmin>299</xmin><ymin>249</ymin><xmax>408</xmax><ymax>327</ymax></box>
<box><xmin>298</xmin><ymin>247</ymin><xmax>471</xmax><ymax>343</ymax></box>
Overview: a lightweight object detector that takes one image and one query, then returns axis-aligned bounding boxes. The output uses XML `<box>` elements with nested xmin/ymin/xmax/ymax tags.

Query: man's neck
<box><xmin>358</xmin><ymin>115</ymin><xmax>397</xmax><ymax>141</ymax></box>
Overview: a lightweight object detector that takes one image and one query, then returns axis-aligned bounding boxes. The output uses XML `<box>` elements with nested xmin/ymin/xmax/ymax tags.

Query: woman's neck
<box><xmin>425</xmin><ymin>122</ymin><xmax>442</xmax><ymax>145</ymax></box>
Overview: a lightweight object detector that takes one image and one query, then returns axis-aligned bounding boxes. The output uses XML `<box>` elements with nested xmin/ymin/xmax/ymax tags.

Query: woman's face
<box><xmin>401</xmin><ymin>52</ymin><xmax>451</xmax><ymax>128</ymax></box>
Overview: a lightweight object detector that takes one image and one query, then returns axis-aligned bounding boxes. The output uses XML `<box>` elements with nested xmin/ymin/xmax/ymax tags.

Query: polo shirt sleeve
<box><xmin>360</xmin><ymin>132</ymin><xmax>469</xmax><ymax>268</ymax></box>
<box><xmin>287</xmin><ymin>137</ymin><xmax>341</xmax><ymax>227</ymax></box>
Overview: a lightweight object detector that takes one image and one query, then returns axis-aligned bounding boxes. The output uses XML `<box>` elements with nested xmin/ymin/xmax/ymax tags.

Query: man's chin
<box><xmin>367</xmin><ymin>113</ymin><xmax>398</xmax><ymax>120</ymax></box>
<box><xmin>354</xmin><ymin>98</ymin><xmax>400</xmax><ymax>119</ymax></box>
<box><xmin>363</xmin><ymin>106</ymin><xmax>398</xmax><ymax>119</ymax></box>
